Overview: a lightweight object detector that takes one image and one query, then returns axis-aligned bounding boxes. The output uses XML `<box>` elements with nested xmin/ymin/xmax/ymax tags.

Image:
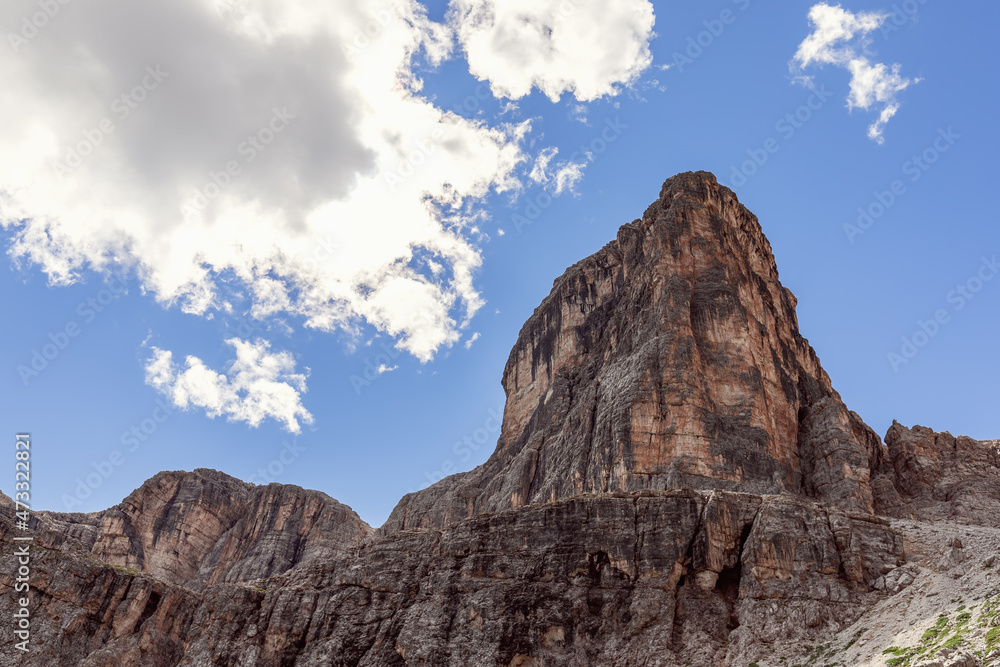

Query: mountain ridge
<box><xmin>2</xmin><ymin>171</ymin><xmax>997</xmax><ymax>667</ymax></box>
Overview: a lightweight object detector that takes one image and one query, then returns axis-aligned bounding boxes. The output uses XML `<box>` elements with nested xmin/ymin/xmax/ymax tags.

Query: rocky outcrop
<box><xmin>384</xmin><ymin>171</ymin><xmax>900</xmax><ymax>533</ymax></box>
<box><xmin>0</xmin><ymin>171</ymin><xmax>993</xmax><ymax>667</ymax></box>
<box><xmin>33</xmin><ymin>468</ymin><xmax>372</xmax><ymax>588</ymax></box>
<box><xmin>883</xmin><ymin>422</ymin><xmax>1000</xmax><ymax>525</ymax></box>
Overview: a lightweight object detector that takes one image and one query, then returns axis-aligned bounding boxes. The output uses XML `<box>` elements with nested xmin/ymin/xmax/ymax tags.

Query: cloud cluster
<box><xmin>145</xmin><ymin>339</ymin><xmax>313</xmax><ymax>433</ymax></box>
<box><xmin>792</xmin><ymin>2</ymin><xmax>918</xmax><ymax>143</ymax></box>
<box><xmin>0</xmin><ymin>0</ymin><xmax>656</xmax><ymax>429</ymax></box>
<box><xmin>0</xmin><ymin>0</ymin><xmax>657</xmax><ymax>361</ymax></box>
<box><xmin>449</xmin><ymin>0</ymin><xmax>656</xmax><ymax>102</ymax></box>
<box><xmin>1</xmin><ymin>0</ymin><xmax>527</xmax><ymax>362</ymax></box>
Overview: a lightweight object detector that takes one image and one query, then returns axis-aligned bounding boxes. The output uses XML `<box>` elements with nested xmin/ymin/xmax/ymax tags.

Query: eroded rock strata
<box><xmin>383</xmin><ymin>171</ymin><xmax>901</xmax><ymax>534</ymax></box>
<box><xmin>1</xmin><ymin>486</ymin><xmax>905</xmax><ymax>666</ymax></box>
<box><xmin>1</xmin><ymin>172</ymin><xmax>995</xmax><ymax>667</ymax></box>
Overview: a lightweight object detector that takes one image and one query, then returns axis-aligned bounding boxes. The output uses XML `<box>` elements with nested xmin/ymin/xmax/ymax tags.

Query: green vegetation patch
<box><xmin>877</xmin><ymin>602</ymin><xmax>984</xmax><ymax>667</ymax></box>
<box><xmin>987</xmin><ymin>626</ymin><xmax>1000</xmax><ymax>652</ymax></box>
<box><xmin>921</xmin><ymin>616</ymin><xmax>950</xmax><ymax>644</ymax></box>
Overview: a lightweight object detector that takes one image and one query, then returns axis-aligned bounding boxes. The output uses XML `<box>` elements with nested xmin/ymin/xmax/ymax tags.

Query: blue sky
<box><xmin>2</xmin><ymin>0</ymin><xmax>997</xmax><ymax>527</ymax></box>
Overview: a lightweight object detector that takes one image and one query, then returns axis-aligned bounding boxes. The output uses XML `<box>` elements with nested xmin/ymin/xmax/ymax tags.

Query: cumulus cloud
<box><xmin>0</xmin><ymin>0</ymin><xmax>656</xmax><ymax>375</ymax></box>
<box><xmin>449</xmin><ymin>0</ymin><xmax>655</xmax><ymax>102</ymax></box>
<box><xmin>0</xmin><ymin>0</ymin><xmax>525</xmax><ymax>363</ymax></box>
<box><xmin>144</xmin><ymin>338</ymin><xmax>313</xmax><ymax>433</ymax></box>
<box><xmin>792</xmin><ymin>3</ymin><xmax>918</xmax><ymax>143</ymax></box>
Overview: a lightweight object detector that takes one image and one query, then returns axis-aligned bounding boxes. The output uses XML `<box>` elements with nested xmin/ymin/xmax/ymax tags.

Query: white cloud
<box><xmin>464</xmin><ymin>332</ymin><xmax>481</xmax><ymax>349</ymax></box>
<box><xmin>449</xmin><ymin>0</ymin><xmax>655</xmax><ymax>102</ymax></box>
<box><xmin>0</xmin><ymin>0</ymin><xmax>523</xmax><ymax>363</ymax></box>
<box><xmin>527</xmin><ymin>146</ymin><xmax>588</xmax><ymax>195</ymax></box>
<box><xmin>552</xmin><ymin>160</ymin><xmax>587</xmax><ymax>195</ymax></box>
<box><xmin>570</xmin><ymin>104</ymin><xmax>589</xmax><ymax>124</ymax></box>
<box><xmin>792</xmin><ymin>3</ymin><xmax>918</xmax><ymax>143</ymax></box>
<box><xmin>529</xmin><ymin>147</ymin><xmax>559</xmax><ymax>184</ymax></box>
<box><xmin>0</xmin><ymin>0</ymin><xmax>656</xmax><ymax>369</ymax></box>
<box><xmin>144</xmin><ymin>338</ymin><xmax>313</xmax><ymax>433</ymax></box>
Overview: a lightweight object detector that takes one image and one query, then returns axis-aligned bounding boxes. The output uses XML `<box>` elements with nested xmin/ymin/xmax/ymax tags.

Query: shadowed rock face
<box><xmin>384</xmin><ymin>171</ymin><xmax>899</xmax><ymax>532</ymax></box>
<box><xmin>0</xmin><ymin>172</ymin><xmax>992</xmax><ymax>667</ymax></box>
<box><xmin>0</xmin><ymin>488</ymin><xmax>903</xmax><ymax>667</ymax></box>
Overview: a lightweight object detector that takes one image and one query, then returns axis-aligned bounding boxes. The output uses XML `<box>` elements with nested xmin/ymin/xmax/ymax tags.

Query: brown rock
<box><xmin>34</xmin><ymin>468</ymin><xmax>372</xmax><ymax>588</ymax></box>
<box><xmin>384</xmin><ymin>171</ymin><xmax>897</xmax><ymax>533</ymax></box>
<box><xmin>884</xmin><ymin>422</ymin><xmax>1000</xmax><ymax>525</ymax></box>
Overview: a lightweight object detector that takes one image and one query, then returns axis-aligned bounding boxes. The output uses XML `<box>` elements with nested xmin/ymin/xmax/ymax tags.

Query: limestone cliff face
<box><xmin>384</xmin><ymin>171</ymin><xmax>898</xmax><ymax>532</ymax></box>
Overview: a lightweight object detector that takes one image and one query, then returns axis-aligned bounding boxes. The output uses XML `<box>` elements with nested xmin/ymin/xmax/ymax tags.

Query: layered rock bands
<box><xmin>2</xmin><ymin>172</ymin><xmax>995</xmax><ymax>667</ymax></box>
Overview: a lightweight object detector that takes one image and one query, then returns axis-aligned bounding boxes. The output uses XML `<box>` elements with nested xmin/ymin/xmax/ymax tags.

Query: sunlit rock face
<box><xmin>34</xmin><ymin>468</ymin><xmax>373</xmax><ymax>588</ymax></box>
<box><xmin>384</xmin><ymin>171</ymin><xmax>899</xmax><ymax>533</ymax></box>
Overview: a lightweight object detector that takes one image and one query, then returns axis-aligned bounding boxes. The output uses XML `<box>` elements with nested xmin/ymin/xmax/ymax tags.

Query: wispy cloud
<box><xmin>791</xmin><ymin>3</ymin><xmax>919</xmax><ymax>143</ymax></box>
<box><xmin>528</xmin><ymin>147</ymin><xmax>588</xmax><ymax>195</ymax></box>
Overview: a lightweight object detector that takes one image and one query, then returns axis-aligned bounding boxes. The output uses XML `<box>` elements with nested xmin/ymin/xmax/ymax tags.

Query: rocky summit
<box><xmin>2</xmin><ymin>172</ymin><xmax>998</xmax><ymax>667</ymax></box>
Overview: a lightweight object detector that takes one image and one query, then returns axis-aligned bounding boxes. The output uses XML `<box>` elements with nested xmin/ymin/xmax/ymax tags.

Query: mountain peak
<box><xmin>387</xmin><ymin>170</ymin><xmax>899</xmax><ymax>532</ymax></box>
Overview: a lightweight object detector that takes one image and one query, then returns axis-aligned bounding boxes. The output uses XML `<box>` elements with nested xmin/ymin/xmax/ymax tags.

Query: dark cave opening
<box><xmin>715</xmin><ymin>523</ymin><xmax>753</xmax><ymax>629</ymax></box>
<box><xmin>136</xmin><ymin>590</ymin><xmax>161</xmax><ymax>630</ymax></box>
